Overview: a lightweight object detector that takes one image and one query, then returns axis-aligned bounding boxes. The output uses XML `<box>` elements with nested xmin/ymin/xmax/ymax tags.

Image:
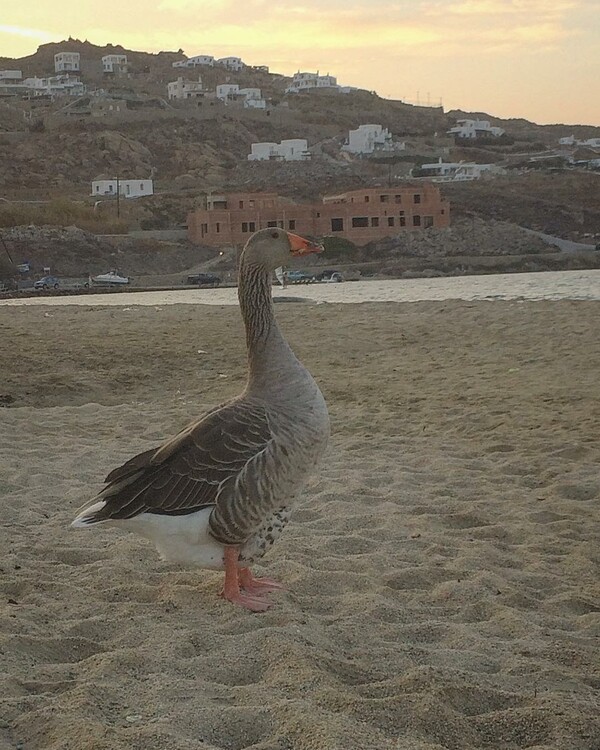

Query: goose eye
<box><xmin>270</xmin><ymin>230</ymin><xmax>279</xmax><ymax>239</ymax></box>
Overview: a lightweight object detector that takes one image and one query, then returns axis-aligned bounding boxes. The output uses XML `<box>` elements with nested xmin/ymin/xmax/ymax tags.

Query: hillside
<box><xmin>0</xmin><ymin>37</ymin><xmax>599</xmax><ymax>276</ymax></box>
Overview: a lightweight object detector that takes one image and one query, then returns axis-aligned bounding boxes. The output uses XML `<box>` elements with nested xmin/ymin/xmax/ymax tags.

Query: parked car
<box><xmin>186</xmin><ymin>273</ymin><xmax>221</xmax><ymax>288</ymax></box>
<box><xmin>286</xmin><ymin>270</ymin><xmax>316</xmax><ymax>284</ymax></box>
<box><xmin>315</xmin><ymin>269</ymin><xmax>343</xmax><ymax>282</ymax></box>
<box><xmin>33</xmin><ymin>275</ymin><xmax>60</xmax><ymax>290</ymax></box>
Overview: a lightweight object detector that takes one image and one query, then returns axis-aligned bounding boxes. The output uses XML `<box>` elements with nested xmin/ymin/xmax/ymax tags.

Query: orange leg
<box><xmin>220</xmin><ymin>546</ymin><xmax>272</xmax><ymax>612</ymax></box>
<box><xmin>239</xmin><ymin>567</ymin><xmax>285</xmax><ymax>595</ymax></box>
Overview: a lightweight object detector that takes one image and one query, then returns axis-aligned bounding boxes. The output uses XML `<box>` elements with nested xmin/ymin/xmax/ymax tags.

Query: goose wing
<box><xmin>76</xmin><ymin>398</ymin><xmax>275</xmax><ymax>543</ymax></box>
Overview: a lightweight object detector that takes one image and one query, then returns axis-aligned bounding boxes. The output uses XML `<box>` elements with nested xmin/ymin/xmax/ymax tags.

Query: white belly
<box><xmin>119</xmin><ymin>507</ymin><xmax>226</xmax><ymax>570</ymax></box>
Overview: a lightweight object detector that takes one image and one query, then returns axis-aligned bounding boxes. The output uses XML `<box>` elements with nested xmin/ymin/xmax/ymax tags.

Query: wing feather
<box><xmin>78</xmin><ymin>398</ymin><xmax>275</xmax><ymax>533</ymax></box>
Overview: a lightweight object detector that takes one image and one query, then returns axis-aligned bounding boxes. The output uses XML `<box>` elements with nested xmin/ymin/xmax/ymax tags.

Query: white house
<box><xmin>447</xmin><ymin>119</ymin><xmax>505</xmax><ymax>139</ymax></box>
<box><xmin>102</xmin><ymin>54</ymin><xmax>128</xmax><ymax>74</ymax></box>
<box><xmin>248</xmin><ymin>143</ymin><xmax>278</xmax><ymax>160</ymax></box>
<box><xmin>559</xmin><ymin>136</ymin><xmax>600</xmax><ymax>148</ymax></box>
<box><xmin>278</xmin><ymin>139</ymin><xmax>310</xmax><ymax>160</ymax></box>
<box><xmin>285</xmin><ymin>71</ymin><xmax>338</xmax><ymax>93</ymax></box>
<box><xmin>167</xmin><ymin>76</ymin><xmax>204</xmax><ymax>100</ymax></box>
<box><xmin>217</xmin><ymin>56</ymin><xmax>244</xmax><ymax>71</ymax></box>
<box><xmin>216</xmin><ymin>84</ymin><xmax>266</xmax><ymax>107</ymax></box>
<box><xmin>238</xmin><ymin>87</ymin><xmax>266</xmax><ymax>108</ymax></box>
<box><xmin>248</xmin><ymin>139</ymin><xmax>310</xmax><ymax>161</ymax></box>
<box><xmin>216</xmin><ymin>83</ymin><xmax>240</xmax><ymax>101</ymax></box>
<box><xmin>91</xmin><ymin>179</ymin><xmax>154</xmax><ymax>199</ymax></box>
<box><xmin>0</xmin><ymin>70</ymin><xmax>22</xmax><ymax>81</ymax></box>
<box><xmin>342</xmin><ymin>124</ymin><xmax>395</xmax><ymax>154</ymax></box>
<box><xmin>244</xmin><ymin>97</ymin><xmax>266</xmax><ymax>109</ymax></box>
<box><xmin>54</xmin><ymin>52</ymin><xmax>80</xmax><ymax>73</ymax></box>
<box><xmin>173</xmin><ymin>55</ymin><xmax>215</xmax><ymax>68</ymax></box>
<box><xmin>22</xmin><ymin>75</ymin><xmax>86</xmax><ymax>96</ymax></box>
<box><xmin>413</xmin><ymin>158</ymin><xmax>506</xmax><ymax>182</ymax></box>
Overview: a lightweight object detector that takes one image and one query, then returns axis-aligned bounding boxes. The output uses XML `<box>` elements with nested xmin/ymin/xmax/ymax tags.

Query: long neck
<box><xmin>238</xmin><ymin>261</ymin><xmax>298</xmax><ymax>390</ymax></box>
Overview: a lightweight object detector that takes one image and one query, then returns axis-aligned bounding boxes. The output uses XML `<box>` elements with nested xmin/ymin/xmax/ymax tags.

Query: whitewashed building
<box><xmin>248</xmin><ymin>143</ymin><xmax>278</xmax><ymax>160</ymax></box>
<box><xmin>0</xmin><ymin>70</ymin><xmax>22</xmax><ymax>81</ymax></box>
<box><xmin>342</xmin><ymin>124</ymin><xmax>395</xmax><ymax>154</ymax></box>
<box><xmin>216</xmin><ymin>83</ymin><xmax>240</xmax><ymax>101</ymax></box>
<box><xmin>285</xmin><ymin>71</ymin><xmax>338</xmax><ymax>93</ymax></box>
<box><xmin>91</xmin><ymin>179</ymin><xmax>154</xmax><ymax>198</ymax></box>
<box><xmin>22</xmin><ymin>75</ymin><xmax>86</xmax><ymax>96</ymax></box>
<box><xmin>102</xmin><ymin>54</ymin><xmax>128</xmax><ymax>74</ymax></box>
<box><xmin>447</xmin><ymin>119</ymin><xmax>505</xmax><ymax>139</ymax></box>
<box><xmin>239</xmin><ymin>87</ymin><xmax>266</xmax><ymax>108</ymax></box>
<box><xmin>248</xmin><ymin>139</ymin><xmax>310</xmax><ymax>161</ymax></box>
<box><xmin>559</xmin><ymin>135</ymin><xmax>600</xmax><ymax>148</ymax></box>
<box><xmin>167</xmin><ymin>76</ymin><xmax>204</xmax><ymax>100</ymax></box>
<box><xmin>54</xmin><ymin>52</ymin><xmax>80</xmax><ymax>73</ymax></box>
<box><xmin>217</xmin><ymin>56</ymin><xmax>244</xmax><ymax>71</ymax></box>
<box><xmin>413</xmin><ymin>158</ymin><xmax>506</xmax><ymax>182</ymax></box>
<box><xmin>216</xmin><ymin>84</ymin><xmax>266</xmax><ymax>107</ymax></box>
<box><xmin>173</xmin><ymin>55</ymin><xmax>215</xmax><ymax>68</ymax></box>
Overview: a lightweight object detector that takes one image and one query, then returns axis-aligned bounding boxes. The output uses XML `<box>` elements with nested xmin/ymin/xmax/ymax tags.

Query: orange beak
<box><xmin>287</xmin><ymin>231</ymin><xmax>324</xmax><ymax>257</ymax></box>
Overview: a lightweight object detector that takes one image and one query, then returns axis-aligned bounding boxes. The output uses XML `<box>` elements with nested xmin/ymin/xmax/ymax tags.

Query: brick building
<box><xmin>187</xmin><ymin>185</ymin><xmax>449</xmax><ymax>247</ymax></box>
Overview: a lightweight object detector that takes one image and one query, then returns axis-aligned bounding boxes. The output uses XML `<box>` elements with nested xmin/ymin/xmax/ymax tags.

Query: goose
<box><xmin>71</xmin><ymin>228</ymin><xmax>329</xmax><ymax>612</ymax></box>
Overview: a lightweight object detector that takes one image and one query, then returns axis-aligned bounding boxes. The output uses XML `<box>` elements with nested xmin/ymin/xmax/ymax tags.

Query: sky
<box><xmin>1</xmin><ymin>0</ymin><xmax>599</xmax><ymax>125</ymax></box>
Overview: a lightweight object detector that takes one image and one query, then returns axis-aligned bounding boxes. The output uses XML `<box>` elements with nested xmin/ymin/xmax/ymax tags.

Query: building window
<box><xmin>242</xmin><ymin>222</ymin><xmax>249</xmax><ymax>232</ymax></box>
<box><xmin>140</xmin><ymin>183</ymin><xmax>144</xmax><ymax>190</ymax></box>
<box><xmin>201</xmin><ymin>223</ymin><xmax>208</xmax><ymax>235</ymax></box>
<box><xmin>351</xmin><ymin>217</ymin><xmax>368</xmax><ymax>228</ymax></box>
<box><xmin>413</xmin><ymin>194</ymin><xmax>421</xmax><ymax>204</ymax></box>
<box><xmin>249</xmin><ymin>222</ymin><xmax>256</xmax><ymax>232</ymax></box>
<box><xmin>267</xmin><ymin>221</ymin><xmax>277</xmax><ymax>227</ymax></box>
<box><xmin>249</xmin><ymin>200</ymin><xmax>255</xmax><ymax>208</ymax></box>
<box><xmin>316</xmin><ymin>212</ymin><xmax>321</xmax><ymax>218</ymax></box>
<box><xmin>239</xmin><ymin>200</ymin><xmax>244</xmax><ymax>208</ymax></box>
<box><xmin>216</xmin><ymin>222</ymin><xmax>221</xmax><ymax>233</ymax></box>
<box><xmin>394</xmin><ymin>194</ymin><xmax>402</xmax><ymax>204</ymax></box>
<box><xmin>424</xmin><ymin>216</ymin><xmax>434</xmax><ymax>228</ymax></box>
<box><xmin>441</xmin><ymin>209</ymin><xmax>445</xmax><ymax>215</ymax></box>
<box><xmin>388</xmin><ymin>217</ymin><xmax>395</xmax><ymax>227</ymax></box>
<box><xmin>364</xmin><ymin>196</ymin><xmax>370</xmax><ymax>203</ymax></box>
<box><xmin>95</xmin><ymin>185</ymin><xmax>100</xmax><ymax>192</ymax></box>
<box><xmin>379</xmin><ymin>195</ymin><xmax>389</xmax><ymax>203</ymax></box>
<box><xmin>288</xmin><ymin>220</ymin><xmax>296</xmax><ymax>230</ymax></box>
<box><xmin>413</xmin><ymin>215</ymin><xmax>421</xmax><ymax>227</ymax></box>
<box><xmin>331</xmin><ymin>218</ymin><xmax>344</xmax><ymax>232</ymax></box>
<box><xmin>399</xmin><ymin>216</ymin><xmax>406</xmax><ymax>227</ymax></box>
<box><xmin>371</xmin><ymin>217</ymin><xmax>379</xmax><ymax>227</ymax></box>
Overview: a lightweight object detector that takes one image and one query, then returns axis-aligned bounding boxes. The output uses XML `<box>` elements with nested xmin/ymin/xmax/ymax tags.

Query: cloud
<box><xmin>0</xmin><ymin>24</ymin><xmax>55</xmax><ymax>41</ymax></box>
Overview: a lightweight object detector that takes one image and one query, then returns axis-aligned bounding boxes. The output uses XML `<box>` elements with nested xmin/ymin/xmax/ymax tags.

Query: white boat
<box><xmin>92</xmin><ymin>270</ymin><xmax>130</xmax><ymax>286</ymax></box>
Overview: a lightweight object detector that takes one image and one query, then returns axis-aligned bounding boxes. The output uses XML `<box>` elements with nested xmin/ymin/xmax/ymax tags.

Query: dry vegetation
<box><xmin>0</xmin><ymin>199</ymin><xmax>128</xmax><ymax>234</ymax></box>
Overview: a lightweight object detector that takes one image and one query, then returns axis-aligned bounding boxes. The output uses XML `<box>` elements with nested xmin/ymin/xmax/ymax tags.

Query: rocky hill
<box><xmin>0</xmin><ymin>38</ymin><xmax>599</xmax><ymax>281</ymax></box>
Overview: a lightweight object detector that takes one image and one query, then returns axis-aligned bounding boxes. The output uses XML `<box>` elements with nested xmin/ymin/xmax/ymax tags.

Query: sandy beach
<box><xmin>1</xmin><ymin>296</ymin><xmax>599</xmax><ymax>750</ymax></box>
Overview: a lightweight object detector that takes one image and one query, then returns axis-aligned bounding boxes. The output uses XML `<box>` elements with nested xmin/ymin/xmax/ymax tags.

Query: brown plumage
<box><xmin>72</xmin><ymin>228</ymin><xmax>330</xmax><ymax>612</ymax></box>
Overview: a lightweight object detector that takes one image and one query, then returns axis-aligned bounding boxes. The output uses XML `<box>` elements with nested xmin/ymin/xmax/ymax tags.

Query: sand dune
<box><xmin>1</xmin><ymin>299</ymin><xmax>599</xmax><ymax>750</ymax></box>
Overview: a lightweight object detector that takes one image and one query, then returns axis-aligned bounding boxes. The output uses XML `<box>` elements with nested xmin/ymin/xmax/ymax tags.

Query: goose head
<box><xmin>241</xmin><ymin>228</ymin><xmax>323</xmax><ymax>271</ymax></box>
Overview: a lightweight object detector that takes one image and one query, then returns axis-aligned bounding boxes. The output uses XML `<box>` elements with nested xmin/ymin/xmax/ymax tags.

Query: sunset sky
<box><xmin>1</xmin><ymin>0</ymin><xmax>599</xmax><ymax>125</ymax></box>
